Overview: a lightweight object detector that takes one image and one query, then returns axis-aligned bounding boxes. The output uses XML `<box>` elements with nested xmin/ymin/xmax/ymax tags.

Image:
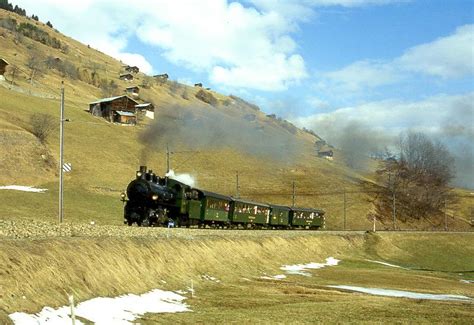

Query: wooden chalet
<box><xmin>119</xmin><ymin>73</ymin><xmax>134</xmax><ymax>81</ymax></box>
<box><xmin>89</xmin><ymin>95</ymin><xmax>138</xmax><ymax>123</ymax></box>
<box><xmin>136</xmin><ymin>103</ymin><xmax>155</xmax><ymax>120</ymax></box>
<box><xmin>317</xmin><ymin>150</ymin><xmax>334</xmax><ymax>160</ymax></box>
<box><xmin>124</xmin><ymin>65</ymin><xmax>139</xmax><ymax>73</ymax></box>
<box><xmin>0</xmin><ymin>58</ymin><xmax>9</xmax><ymax>76</ymax></box>
<box><xmin>135</xmin><ymin>102</ymin><xmax>154</xmax><ymax>111</ymax></box>
<box><xmin>114</xmin><ymin>111</ymin><xmax>136</xmax><ymax>125</ymax></box>
<box><xmin>125</xmin><ymin>86</ymin><xmax>140</xmax><ymax>95</ymax></box>
<box><xmin>154</xmin><ymin>73</ymin><xmax>169</xmax><ymax>81</ymax></box>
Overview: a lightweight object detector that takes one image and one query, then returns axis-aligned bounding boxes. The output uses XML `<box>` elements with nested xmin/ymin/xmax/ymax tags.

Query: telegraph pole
<box><xmin>166</xmin><ymin>144</ymin><xmax>170</xmax><ymax>173</ymax></box>
<box><xmin>58</xmin><ymin>81</ymin><xmax>65</xmax><ymax>223</ymax></box>
<box><xmin>444</xmin><ymin>200</ymin><xmax>448</xmax><ymax>231</ymax></box>
<box><xmin>292</xmin><ymin>181</ymin><xmax>295</xmax><ymax>207</ymax></box>
<box><xmin>236</xmin><ymin>171</ymin><xmax>240</xmax><ymax>198</ymax></box>
<box><xmin>343</xmin><ymin>189</ymin><xmax>347</xmax><ymax>231</ymax></box>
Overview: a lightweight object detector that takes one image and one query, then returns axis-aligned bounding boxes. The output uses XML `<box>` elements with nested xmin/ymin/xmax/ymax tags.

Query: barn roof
<box><xmin>115</xmin><ymin>111</ymin><xmax>135</xmax><ymax>117</ymax></box>
<box><xmin>135</xmin><ymin>103</ymin><xmax>153</xmax><ymax>108</ymax></box>
<box><xmin>89</xmin><ymin>95</ymin><xmax>138</xmax><ymax>105</ymax></box>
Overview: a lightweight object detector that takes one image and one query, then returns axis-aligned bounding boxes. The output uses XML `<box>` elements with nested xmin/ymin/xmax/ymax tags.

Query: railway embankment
<box><xmin>1</xmin><ymin>219</ymin><xmax>473</xmax><ymax>323</ymax></box>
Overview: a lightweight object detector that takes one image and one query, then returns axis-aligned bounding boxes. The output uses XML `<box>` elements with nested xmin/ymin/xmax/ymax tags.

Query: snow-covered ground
<box><xmin>0</xmin><ymin>185</ymin><xmax>47</xmax><ymax>193</ymax></box>
<box><xmin>366</xmin><ymin>259</ymin><xmax>409</xmax><ymax>270</ymax></box>
<box><xmin>261</xmin><ymin>274</ymin><xmax>287</xmax><ymax>280</ymax></box>
<box><xmin>9</xmin><ymin>289</ymin><xmax>190</xmax><ymax>325</ymax></box>
<box><xmin>328</xmin><ymin>285</ymin><xmax>472</xmax><ymax>302</ymax></box>
<box><xmin>280</xmin><ymin>257</ymin><xmax>340</xmax><ymax>276</ymax></box>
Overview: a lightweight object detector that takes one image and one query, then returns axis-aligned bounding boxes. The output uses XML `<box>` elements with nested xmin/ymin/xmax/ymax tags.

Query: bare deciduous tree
<box><xmin>30</xmin><ymin>113</ymin><xmax>56</xmax><ymax>143</ymax></box>
<box><xmin>371</xmin><ymin>132</ymin><xmax>456</xmax><ymax>223</ymax></box>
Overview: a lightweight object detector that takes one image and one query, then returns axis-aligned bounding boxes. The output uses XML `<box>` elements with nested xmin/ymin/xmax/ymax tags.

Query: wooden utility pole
<box><xmin>58</xmin><ymin>81</ymin><xmax>65</xmax><ymax>223</ymax></box>
<box><xmin>236</xmin><ymin>171</ymin><xmax>240</xmax><ymax>198</ymax></box>
<box><xmin>343</xmin><ymin>190</ymin><xmax>347</xmax><ymax>231</ymax></box>
<box><xmin>292</xmin><ymin>181</ymin><xmax>296</xmax><ymax>207</ymax></box>
<box><xmin>166</xmin><ymin>144</ymin><xmax>170</xmax><ymax>173</ymax></box>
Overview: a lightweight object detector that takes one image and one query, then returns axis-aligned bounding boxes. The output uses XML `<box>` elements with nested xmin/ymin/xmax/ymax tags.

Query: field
<box><xmin>1</xmin><ymin>229</ymin><xmax>473</xmax><ymax>323</ymax></box>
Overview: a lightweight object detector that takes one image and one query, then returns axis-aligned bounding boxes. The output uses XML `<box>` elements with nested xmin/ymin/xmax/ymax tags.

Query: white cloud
<box><xmin>317</xmin><ymin>24</ymin><xmax>474</xmax><ymax>94</ymax></box>
<box><xmin>323</xmin><ymin>60</ymin><xmax>400</xmax><ymax>92</ymax></box>
<box><xmin>14</xmin><ymin>0</ymin><xmax>312</xmax><ymax>91</ymax></box>
<box><xmin>293</xmin><ymin>92</ymin><xmax>474</xmax><ymax>139</ymax></box>
<box><xmin>397</xmin><ymin>24</ymin><xmax>474</xmax><ymax>79</ymax></box>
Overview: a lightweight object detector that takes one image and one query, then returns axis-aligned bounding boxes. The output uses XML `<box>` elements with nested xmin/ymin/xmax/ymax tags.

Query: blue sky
<box><xmin>13</xmin><ymin>0</ymin><xmax>474</xmax><ymax>138</ymax></box>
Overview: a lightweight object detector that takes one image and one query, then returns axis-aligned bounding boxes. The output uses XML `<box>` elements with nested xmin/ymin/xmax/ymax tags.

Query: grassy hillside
<box><xmin>0</xmin><ymin>8</ymin><xmax>472</xmax><ymax>230</ymax></box>
<box><xmin>1</xmin><ymin>231</ymin><xmax>473</xmax><ymax>323</ymax></box>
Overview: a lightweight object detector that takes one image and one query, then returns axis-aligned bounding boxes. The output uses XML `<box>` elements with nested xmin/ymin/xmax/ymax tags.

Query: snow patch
<box><xmin>0</xmin><ymin>185</ymin><xmax>47</xmax><ymax>193</ymax></box>
<box><xmin>261</xmin><ymin>274</ymin><xmax>287</xmax><ymax>280</ymax></box>
<box><xmin>201</xmin><ymin>274</ymin><xmax>221</xmax><ymax>283</ymax></box>
<box><xmin>461</xmin><ymin>280</ymin><xmax>474</xmax><ymax>284</ymax></box>
<box><xmin>366</xmin><ymin>259</ymin><xmax>409</xmax><ymax>269</ymax></box>
<box><xmin>328</xmin><ymin>285</ymin><xmax>473</xmax><ymax>302</ymax></box>
<box><xmin>9</xmin><ymin>289</ymin><xmax>189</xmax><ymax>325</ymax></box>
<box><xmin>281</xmin><ymin>257</ymin><xmax>340</xmax><ymax>276</ymax></box>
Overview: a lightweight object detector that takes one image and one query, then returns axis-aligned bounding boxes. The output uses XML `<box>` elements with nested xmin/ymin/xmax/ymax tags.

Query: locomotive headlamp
<box><xmin>136</xmin><ymin>171</ymin><xmax>143</xmax><ymax>177</ymax></box>
<box><xmin>120</xmin><ymin>192</ymin><xmax>126</xmax><ymax>199</ymax></box>
<box><xmin>152</xmin><ymin>194</ymin><xmax>159</xmax><ymax>200</ymax></box>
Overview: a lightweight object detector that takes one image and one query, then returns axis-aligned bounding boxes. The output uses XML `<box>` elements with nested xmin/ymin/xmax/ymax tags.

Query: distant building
<box><xmin>135</xmin><ymin>103</ymin><xmax>155</xmax><ymax>120</ymax></box>
<box><xmin>89</xmin><ymin>95</ymin><xmax>138</xmax><ymax>124</ymax></box>
<box><xmin>153</xmin><ymin>73</ymin><xmax>169</xmax><ymax>82</ymax></box>
<box><xmin>194</xmin><ymin>83</ymin><xmax>202</xmax><ymax>87</ymax></box>
<box><xmin>317</xmin><ymin>150</ymin><xmax>334</xmax><ymax>160</ymax></box>
<box><xmin>124</xmin><ymin>65</ymin><xmax>139</xmax><ymax>73</ymax></box>
<box><xmin>135</xmin><ymin>102</ymin><xmax>154</xmax><ymax>111</ymax></box>
<box><xmin>114</xmin><ymin>111</ymin><xmax>136</xmax><ymax>125</ymax></box>
<box><xmin>0</xmin><ymin>58</ymin><xmax>9</xmax><ymax>76</ymax></box>
<box><xmin>119</xmin><ymin>73</ymin><xmax>134</xmax><ymax>81</ymax></box>
<box><xmin>125</xmin><ymin>86</ymin><xmax>140</xmax><ymax>96</ymax></box>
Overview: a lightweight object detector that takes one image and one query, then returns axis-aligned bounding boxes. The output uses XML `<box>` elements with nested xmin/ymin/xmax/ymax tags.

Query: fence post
<box><xmin>68</xmin><ymin>294</ymin><xmax>76</xmax><ymax>325</ymax></box>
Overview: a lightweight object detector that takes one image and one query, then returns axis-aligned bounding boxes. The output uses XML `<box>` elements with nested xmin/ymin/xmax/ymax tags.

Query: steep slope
<box><xmin>0</xmin><ymin>9</ymin><xmax>471</xmax><ymax>230</ymax></box>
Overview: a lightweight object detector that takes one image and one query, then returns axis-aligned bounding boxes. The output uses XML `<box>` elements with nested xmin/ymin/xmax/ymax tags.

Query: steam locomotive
<box><xmin>121</xmin><ymin>166</ymin><xmax>325</xmax><ymax>229</ymax></box>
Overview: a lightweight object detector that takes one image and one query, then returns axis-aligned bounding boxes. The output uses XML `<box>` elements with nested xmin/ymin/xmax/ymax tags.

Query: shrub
<box><xmin>30</xmin><ymin>113</ymin><xmax>56</xmax><ymax>143</ymax></box>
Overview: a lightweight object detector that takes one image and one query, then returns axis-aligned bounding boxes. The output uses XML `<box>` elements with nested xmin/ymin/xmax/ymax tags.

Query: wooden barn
<box><xmin>135</xmin><ymin>102</ymin><xmax>154</xmax><ymax>111</ymax></box>
<box><xmin>125</xmin><ymin>86</ymin><xmax>140</xmax><ymax>96</ymax></box>
<box><xmin>114</xmin><ymin>111</ymin><xmax>136</xmax><ymax>125</ymax></box>
<box><xmin>124</xmin><ymin>65</ymin><xmax>139</xmax><ymax>73</ymax></box>
<box><xmin>154</xmin><ymin>73</ymin><xmax>169</xmax><ymax>82</ymax></box>
<box><xmin>0</xmin><ymin>58</ymin><xmax>9</xmax><ymax>76</ymax></box>
<box><xmin>136</xmin><ymin>103</ymin><xmax>155</xmax><ymax>120</ymax></box>
<box><xmin>89</xmin><ymin>95</ymin><xmax>138</xmax><ymax>123</ymax></box>
<box><xmin>119</xmin><ymin>73</ymin><xmax>134</xmax><ymax>81</ymax></box>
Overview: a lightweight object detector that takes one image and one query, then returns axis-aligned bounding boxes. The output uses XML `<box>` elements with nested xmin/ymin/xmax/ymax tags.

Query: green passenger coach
<box><xmin>290</xmin><ymin>207</ymin><xmax>325</xmax><ymax>229</ymax></box>
<box><xmin>269</xmin><ymin>204</ymin><xmax>291</xmax><ymax>228</ymax></box>
<box><xmin>230</xmin><ymin>199</ymin><xmax>270</xmax><ymax>228</ymax></box>
<box><xmin>196</xmin><ymin>190</ymin><xmax>231</xmax><ymax>227</ymax></box>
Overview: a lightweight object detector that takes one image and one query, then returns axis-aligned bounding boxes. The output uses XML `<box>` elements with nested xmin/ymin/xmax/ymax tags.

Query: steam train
<box><xmin>121</xmin><ymin>166</ymin><xmax>325</xmax><ymax>229</ymax></box>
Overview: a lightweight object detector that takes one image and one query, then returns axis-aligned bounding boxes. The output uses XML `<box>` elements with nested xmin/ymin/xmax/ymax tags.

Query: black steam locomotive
<box><xmin>122</xmin><ymin>166</ymin><xmax>325</xmax><ymax>229</ymax></box>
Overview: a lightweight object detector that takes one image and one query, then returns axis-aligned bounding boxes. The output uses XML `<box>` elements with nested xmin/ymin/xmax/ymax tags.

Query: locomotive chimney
<box><xmin>146</xmin><ymin>170</ymin><xmax>154</xmax><ymax>181</ymax></box>
<box><xmin>139</xmin><ymin>166</ymin><xmax>147</xmax><ymax>173</ymax></box>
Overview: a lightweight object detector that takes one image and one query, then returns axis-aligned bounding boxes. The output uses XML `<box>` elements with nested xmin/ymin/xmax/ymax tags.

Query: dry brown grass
<box><xmin>0</xmin><ymin>232</ymin><xmax>472</xmax><ymax>324</ymax></box>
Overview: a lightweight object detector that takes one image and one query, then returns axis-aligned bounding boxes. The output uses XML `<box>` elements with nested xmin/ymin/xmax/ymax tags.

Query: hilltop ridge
<box><xmin>0</xmin><ymin>8</ymin><xmax>472</xmax><ymax>231</ymax></box>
